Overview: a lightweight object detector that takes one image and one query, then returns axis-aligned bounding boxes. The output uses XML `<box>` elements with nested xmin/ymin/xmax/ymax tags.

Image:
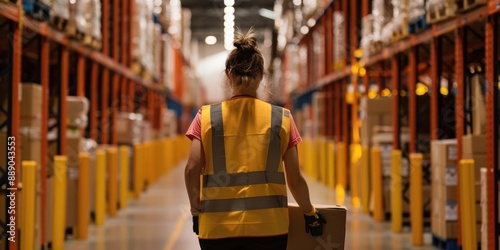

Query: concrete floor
<box><xmin>65</xmin><ymin>160</ymin><xmax>438</xmax><ymax>250</ymax></box>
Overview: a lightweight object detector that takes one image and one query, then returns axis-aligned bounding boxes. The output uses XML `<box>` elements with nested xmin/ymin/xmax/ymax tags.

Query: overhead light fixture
<box><xmin>300</xmin><ymin>26</ymin><xmax>309</xmax><ymax>35</ymax></box>
<box><xmin>307</xmin><ymin>18</ymin><xmax>316</xmax><ymax>27</ymax></box>
<box><xmin>258</xmin><ymin>8</ymin><xmax>277</xmax><ymax>20</ymax></box>
<box><xmin>293</xmin><ymin>0</ymin><xmax>301</xmax><ymax>6</ymax></box>
<box><xmin>205</xmin><ymin>36</ymin><xmax>217</xmax><ymax>45</ymax></box>
<box><xmin>224</xmin><ymin>0</ymin><xmax>234</xmax><ymax>7</ymax></box>
<box><xmin>224</xmin><ymin>6</ymin><xmax>235</xmax><ymax>14</ymax></box>
<box><xmin>224</xmin><ymin>14</ymin><xmax>235</xmax><ymax>21</ymax></box>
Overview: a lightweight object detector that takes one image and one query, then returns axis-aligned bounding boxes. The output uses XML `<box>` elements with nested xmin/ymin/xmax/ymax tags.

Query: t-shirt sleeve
<box><xmin>288</xmin><ymin>114</ymin><xmax>302</xmax><ymax>149</ymax></box>
<box><xmin>185</xmin><ymin>109</ymin><xmax>202</xmax><ymax>141</ymax></box>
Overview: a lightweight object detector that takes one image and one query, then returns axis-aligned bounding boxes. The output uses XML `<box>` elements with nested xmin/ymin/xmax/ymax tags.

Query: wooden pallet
<box><xmin>426</xmin><ymin>2</ymin><xmax>458</xmax><ymax>24</ymax></box>
<box><xmin>408</xmin><ymin>16</ymin><xmax>428</xmax><ymax>34</ymax></box>
<box><xmin>431</xmin><ymin>234</ymin><xmax>458</xmax><ymax>250</ymax></box>
<box><xmin>50</xmin><ymin>16</ymin><xmax>76</xmax><ymax>36</ymax></box>
<box><xmin>369</xmin><ymin>41</ymin><xmax>384</xmax><ymax>55</ymax></box>
<box><xmin>462</xmin><ymin>0</ymin><xmax>488</xmax><ymax>11</ymax></box>
<box><xmin>392</xmin><ymin>22</ymin><xmax>409</xmax><ymax>43</ymax></box>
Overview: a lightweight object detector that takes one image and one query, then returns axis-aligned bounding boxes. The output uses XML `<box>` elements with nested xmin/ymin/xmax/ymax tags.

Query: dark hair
<box><xmin>225</xmin><ymin>28</ymin><xmax>265</xmax><ymax>92</ymax></box>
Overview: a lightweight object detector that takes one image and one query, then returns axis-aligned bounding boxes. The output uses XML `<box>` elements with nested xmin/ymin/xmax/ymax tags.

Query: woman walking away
<box><xmin>184</xmin><ymin>28</ymin><xmax>326</xmax><ymax>250</ymax></box>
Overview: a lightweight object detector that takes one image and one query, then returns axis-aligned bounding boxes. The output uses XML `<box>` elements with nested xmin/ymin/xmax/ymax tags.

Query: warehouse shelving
<box><xmin>287</xmin><ymin>0</ymin><xmax>500</xmax><ymax>248</ymax></box>
<box><xmin>0</xmin><ymin>1</ymin><xmax>192</xmax><ymax>249</ymax></box>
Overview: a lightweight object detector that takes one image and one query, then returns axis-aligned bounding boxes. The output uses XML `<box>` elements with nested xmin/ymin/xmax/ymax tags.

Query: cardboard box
<box><xmin>20</xmin><ymin>84</ymin><xmax>42</xmax><ymax>128</ymax></box>
<box><xmin>471</xmin><ymin>75</ymin><xmax>486</xmax><ymax>135</ymax></box>
<box><xmin>66</xmin><ymin>96</ymin><xmax>89</xmax><ymax>129</ymax></box>
<box><xmin>288</xmin><ymin>204</ymin><xmax>346</xmax><ymax>250</ymax></box>
<box><xmin>463</xmin><ymin>134</ymin><xmax>487</xmax><ymax>156</ymax></box>
<box><xmin>431</xmin><ymin>139</ymin><xmax>457</xmax><ymax>184</ymax></box>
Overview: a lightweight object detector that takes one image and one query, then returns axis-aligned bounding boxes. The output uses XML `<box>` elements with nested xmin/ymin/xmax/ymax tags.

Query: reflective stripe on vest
<box><xmin>199</xmin><ymin>98</ymin><xmax>291</xmax><ymax>239</ymax></box>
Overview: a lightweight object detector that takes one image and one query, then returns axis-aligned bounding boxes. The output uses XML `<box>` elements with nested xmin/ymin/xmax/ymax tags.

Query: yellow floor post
<box><xmin>327</xmin><ymin>141</ymin><xmax>335</xmax><ymax>190</ymax></box>
<box><xmin>350</xmin><ymin>143</ymin><xmax>361</xmax><ymax>207</ymax></box>
<box><xmin>52</xmin><ymin>156</ymin><xmax>67</xmax><ymax>250</ymax></box>
<box><xmin>361</xmin><ymin>146</ymin><xmax>370</xmax><ymax>213</ymax></box>
<box><xmin>167</xmin><ymin>138</ymin><xmax>173</xmax><ymax>171</ymax></box>
<box><xmin>133</xmin><ymin>144</ymin><xmax>144</xmax><ymax>197</ymax></box>
<box><xmin>459</xmin><ymin>159</ymin><xmax>477</xmax><ymax>250</ymax></box>
<box><xmin>162</xmin><ymin>139</ymin><xmax>168</xmax><ymax>174</ymax></box>
<box><xmin>119</xmin><ymin>146</ymin><xmax>129</xmax><ymax>210</ymax></box>
<box><xmin>410</xmin><ymin>153</ymin><xmax>423</xmax><ymax>246</ymax></box>
<box><xmin>76</xmin><ymin>153</ymin><xmax>90</xmax><ymax>239</ymax></box>
<box><xmin>107</xmin><ymin>148</ymin><xmax>118</xmax><ymax>216</ymax></box>
<box><xmin>319</xmin><ymin>138</ymin><xmax>327</xmax><ymax>184</ymax></box>
<box><xmin>371</xmin><ymin>147</ymin><xmax>384</xmax><ymax>221</ymax></box>
<box><xmin>21</xmin><ymin>161</ymin><xmax>36</xmax><ymax>250</ymax></box>
<box><xmin>336</xmin><ymin>142</ymin><xmax>346</xmax><ymax>205</ymax></box>
<box><xmin>391</xmin><ymin>150</ymin><xmax>402</xmax><ymax>232</ymax></box>
<box><xmin>95</xmin><ymin>150</ymin><xmax>106</xmax><ymax>226</ymax></box>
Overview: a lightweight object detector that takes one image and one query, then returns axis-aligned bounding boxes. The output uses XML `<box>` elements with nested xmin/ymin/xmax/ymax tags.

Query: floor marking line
<box><xmin>164</xmin><ymin>210</ymin><xmax>189</xmax><ymax>250</ymax></box>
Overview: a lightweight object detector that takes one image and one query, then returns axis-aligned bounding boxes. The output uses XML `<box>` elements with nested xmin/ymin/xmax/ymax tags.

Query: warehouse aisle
<box><xmin>65</xmin><ymin>160</ymin><xmax>437</xmax><ymax>250</ymax></box>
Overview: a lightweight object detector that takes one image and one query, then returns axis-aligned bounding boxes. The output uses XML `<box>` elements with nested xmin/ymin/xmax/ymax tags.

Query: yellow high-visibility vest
<box><xmin>199</xmin><ymin>98</ymin><xmax>291</xmax><ymax>239</ymax></box>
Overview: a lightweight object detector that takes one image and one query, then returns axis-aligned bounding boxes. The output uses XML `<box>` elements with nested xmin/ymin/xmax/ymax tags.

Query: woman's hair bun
<box><xmin>233</xmin><ymin>28</ymin><xmax>258</xmax><ymax>52</ymax></box>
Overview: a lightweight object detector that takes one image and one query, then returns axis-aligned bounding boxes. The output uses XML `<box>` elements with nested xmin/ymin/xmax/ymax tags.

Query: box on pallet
<box><xmin>471</xmin><ymin>75</ymin><xmax>486</xmax><ymax>135</ymax></box>
<box><xmin>431</xmin><ymin>139</ymin><xmax>457</xmax><ymax>184</ymax></box>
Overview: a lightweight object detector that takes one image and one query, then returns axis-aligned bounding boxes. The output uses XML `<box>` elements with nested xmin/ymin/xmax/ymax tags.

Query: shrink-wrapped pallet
<box><xmin>333</xmin><ymin>11</ymin><xmax>345</xmax><ymax>70</ymax></box>
<box><xmin>409</xmin><ymin>0</ymin><xmax>425</xmax><ymax>23</ymax></box>
<box><xmin>372</xmin><ymin>0</ymin><xmax>393</xmax><ymax>42</ymax></box>
<box><xmin>361</xmin><ymin>15</ymin><xmax>374</xmax><ymax>58</ymax></box>
<box><xmin>75</xmin><ymin>0</ymin><xmax>101</xmax><ymax>44</ymax></box>
<box><xmin>91</xmin><ymin>0</ymin><xmax>102</xmax><ymax>42</ymax></box>
<box><xmin>51</xmin><ymin>0</ymin><xmax>70</xmax><ymax>20</ymax></box>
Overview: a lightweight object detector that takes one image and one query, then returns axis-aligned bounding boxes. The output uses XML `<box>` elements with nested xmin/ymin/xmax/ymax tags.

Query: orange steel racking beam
<box><xmin>485</xmin><ymin>15</ymin><xmax>497</xmax><ymax>250</ymax></box>
<box><xmin>90</xmin><ymin>63</ymin><xmax>99</xmax><ymax>141</ymax></box>
<box><xmin>430</xmin><ymin>38</ymin><xmax>440</xmax><ymax>141</ymax></box>
<box><xmin>40</xmin><ymin>36</ymin><xmax>49</xmax><ymax>248</ymax></box>
<box><xmin>59</xmin><ymin>46</ymin><xmax>69</xmax><ymax>155</ymax></box>
<box><xmin>392</xmin><ymin>55</ymin><xmax>400</xmax><ymax>150</ymax></box>
<box><xmin>110</xmin><ymin>0</ymin><xmax>120</xmax><ymax>145</ymax></box>
<box><xmin>120</xmin><ymin>0</ymin><xmax>129</xmax><ymax>113</ymax></box>
<box><xmin>362</xmin><ymin>0</ymin><xmax>369</xmax><ymax>17</ymax></box>
<box><xmin>408</xmin><ymin>46</ymin><xmax>417</xmax><ymax>153</ymax></box>
<box><xmin>101</xmin><ymin>0</ymin><xmax>110</xmax><ymax>144</ymax></box>
<box><xmin>325</xmin><ymin>7</ymin><xmax>333</xmax><ymax>74</ymax></box>
<box><xmin>455</xmin><ymin>27</ymin><xmax>465</xmax><ymax>247</ymax></box>
<box><xmin>77</xmin><ymin>56</ymin><xmax>86</xmax><ymax>97</ymax></box>
<box><xmin>8</xmin><ymin>10</ymin><xmax>22</xmax><ymax>250</ymax></box>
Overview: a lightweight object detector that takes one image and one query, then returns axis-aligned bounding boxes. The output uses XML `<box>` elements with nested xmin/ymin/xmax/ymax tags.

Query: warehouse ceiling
<box><xmin>180</xmin><ymin>0</ymin><xmax>275</xmax><ymax>42</ymax></box>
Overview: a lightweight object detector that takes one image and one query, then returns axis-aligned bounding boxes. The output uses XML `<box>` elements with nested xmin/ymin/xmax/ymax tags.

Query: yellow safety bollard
<box><xmin>336</xmin><ymin>142</ymin><xmax>346</xmax><ymax>205</ymax></box>
<box><xmin>319</xmin><ymin>138</ymin><xmax>327</xmax><ymax>184</ymax></box>
<box><xmin>361</xmin><ymin>146</ymin><xmax>370</xmax><ymax>214</ymax></box>
<box><xmin>119</xmin><ymin>146</ymin><xmax>129</xmax><ymax>210</ymax></box>
<box><xmin>76</xmin><ymin>153</ymin><xmax>90</xmax><ymax>239</ymax></box>
<box><xmin>107</xmin><ymin>148</ymin><xmax>118</xmax><ymax>217</ymax></box>
<box><xmin>371</xmin><ymin>147</ymin><xmax>384</xmax><ymax>221</ymax></box>
<box><xmin>95</xmin><ymin>150</ymin><xmax>106</xmax><ymax>226</ymax></box>
<box><xmin>350</xmin><ymin>143</ymin><xmax>362</xmax><ymax>207</ymax></box>
<box><xmin>327</xmin><ymin>141</ymin><xmax>335</xmax><ymax>190</ymax></box>
<box><xmin>459</xmin><ymin>159</ymin><xmax>477</xmax><ymax>250</ymax></box>
<box><xmin>133</xmin><ymin>144</ymin><xmax>144</xmax><ymax>197</ymax></box>
<box><xmin>21</xmin><ymin>161</ymin><xmax>36</xmax><ymax>250</ymax></box>
<box><xmin>391</xmin><ymin>150</ymin><xmax>403</xmax><ymax>233</ymax></box>
<box><xmin>410</xmin><ymin>153</ymin><xmax>423</xmax><ymax>246</ymax></box>
<box><xmin>145</xmin><ymin>142</ymin><xmax>152</xmax><ymax>187</ymax></box>
<box><xmin>166</xmin><ymin>138</ymin><xmax>173</xmax><ymax>171</ymax></box>
<box><xmin>162</xmin><ymin>139</ymin><xmax>168</xmax><ymax>175</ymax></box>
<box><xmin>52</xmin><ymin>156</ymin><xmax>68</xmax><ymax>250</ymax></box>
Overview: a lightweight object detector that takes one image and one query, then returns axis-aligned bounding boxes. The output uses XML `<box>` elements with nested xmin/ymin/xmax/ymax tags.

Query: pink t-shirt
<box><xmin>185</xmin><ymin>107</ymin><xmax>302</xmax><ymax>151</ymax></box>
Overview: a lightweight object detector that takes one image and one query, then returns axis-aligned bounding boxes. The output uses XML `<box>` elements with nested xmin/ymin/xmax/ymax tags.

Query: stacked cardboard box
<box><xmin>431</xmin><ymin>139</ymin><xmax>457</xmax><ymax>239</ymax></box>
<box><xmin>360</xmin><ymin>97</ymin><xmax>393</xmax><ymax>148</ymax></box>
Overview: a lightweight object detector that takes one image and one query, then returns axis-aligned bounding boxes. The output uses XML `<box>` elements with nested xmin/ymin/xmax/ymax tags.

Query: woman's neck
<box><xmin>231</xmin><ymin>91</ymin><xmax>257</xmax><ymax>98</ymax></box>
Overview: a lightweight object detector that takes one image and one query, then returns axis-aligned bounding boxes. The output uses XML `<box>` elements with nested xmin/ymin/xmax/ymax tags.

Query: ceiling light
<box><xmin>224</xmin><ymin>0</ymin><xmax>234</xmax><ymax>6</ymax></box>
<box><xmin>258</xmin><ymin>8</ymin><xmax>277</xmax><ymax>20</ymax></box>
<box><xmin>224</xmin><ymin>14</ymin><xmax>235</xmax><ymax>21</ymax></box>
<box><xmin>224</xmin><ymin>20</ymin><xmax>235</xmax><ymax>27</ymax></box>
<box><xmin>293</xmin><ymin>0</ymin><xmax>301</xmax><ymax>6</ymax></box>
<box><xmin>205</xmin><ymin>36</ymin><xmax>217</xmax><ymax>45</ymax></box>
<box><xmin>300</xmin><ymin>26</ymin><xmax>309</xmax><ymax>34</ymax></box>
<box><xmin>224</xmin><ymin>7</ymin><xmax>235</xmax><ymax>14</ymax></box>
<box><xmin>307</xmin><ymin>18</ymin><xmax>316</xmax><ymax>27</ymax></box>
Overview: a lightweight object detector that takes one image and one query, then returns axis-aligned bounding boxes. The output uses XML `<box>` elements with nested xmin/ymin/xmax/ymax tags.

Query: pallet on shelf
<box><xmin>22</xmin><ymin>0</ymin><xmax>50</xmax><ymax>21</ymax></box>
<box><xmin>426</xmin><ymin>1</ymin><xmax>458</xmax><ymax>24</ymax></box>
<box><xmin>462</xmin><ymin>0</ymin><xmax>488</xmax><ymax>11</ymax></box>
<box><xmin>408</xmin><ymin>16</ymin><xmax>428</xmax><ymax>34</ymax></box>
<box><xmin>391</xmin><ymin>22</ymin><xmax>409</xmax><ymax>43</ymax></box>
<box><xmin>50</xmin><ymin>15</ymin><xmax>76</xmax><ymax>36</ymax></box>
